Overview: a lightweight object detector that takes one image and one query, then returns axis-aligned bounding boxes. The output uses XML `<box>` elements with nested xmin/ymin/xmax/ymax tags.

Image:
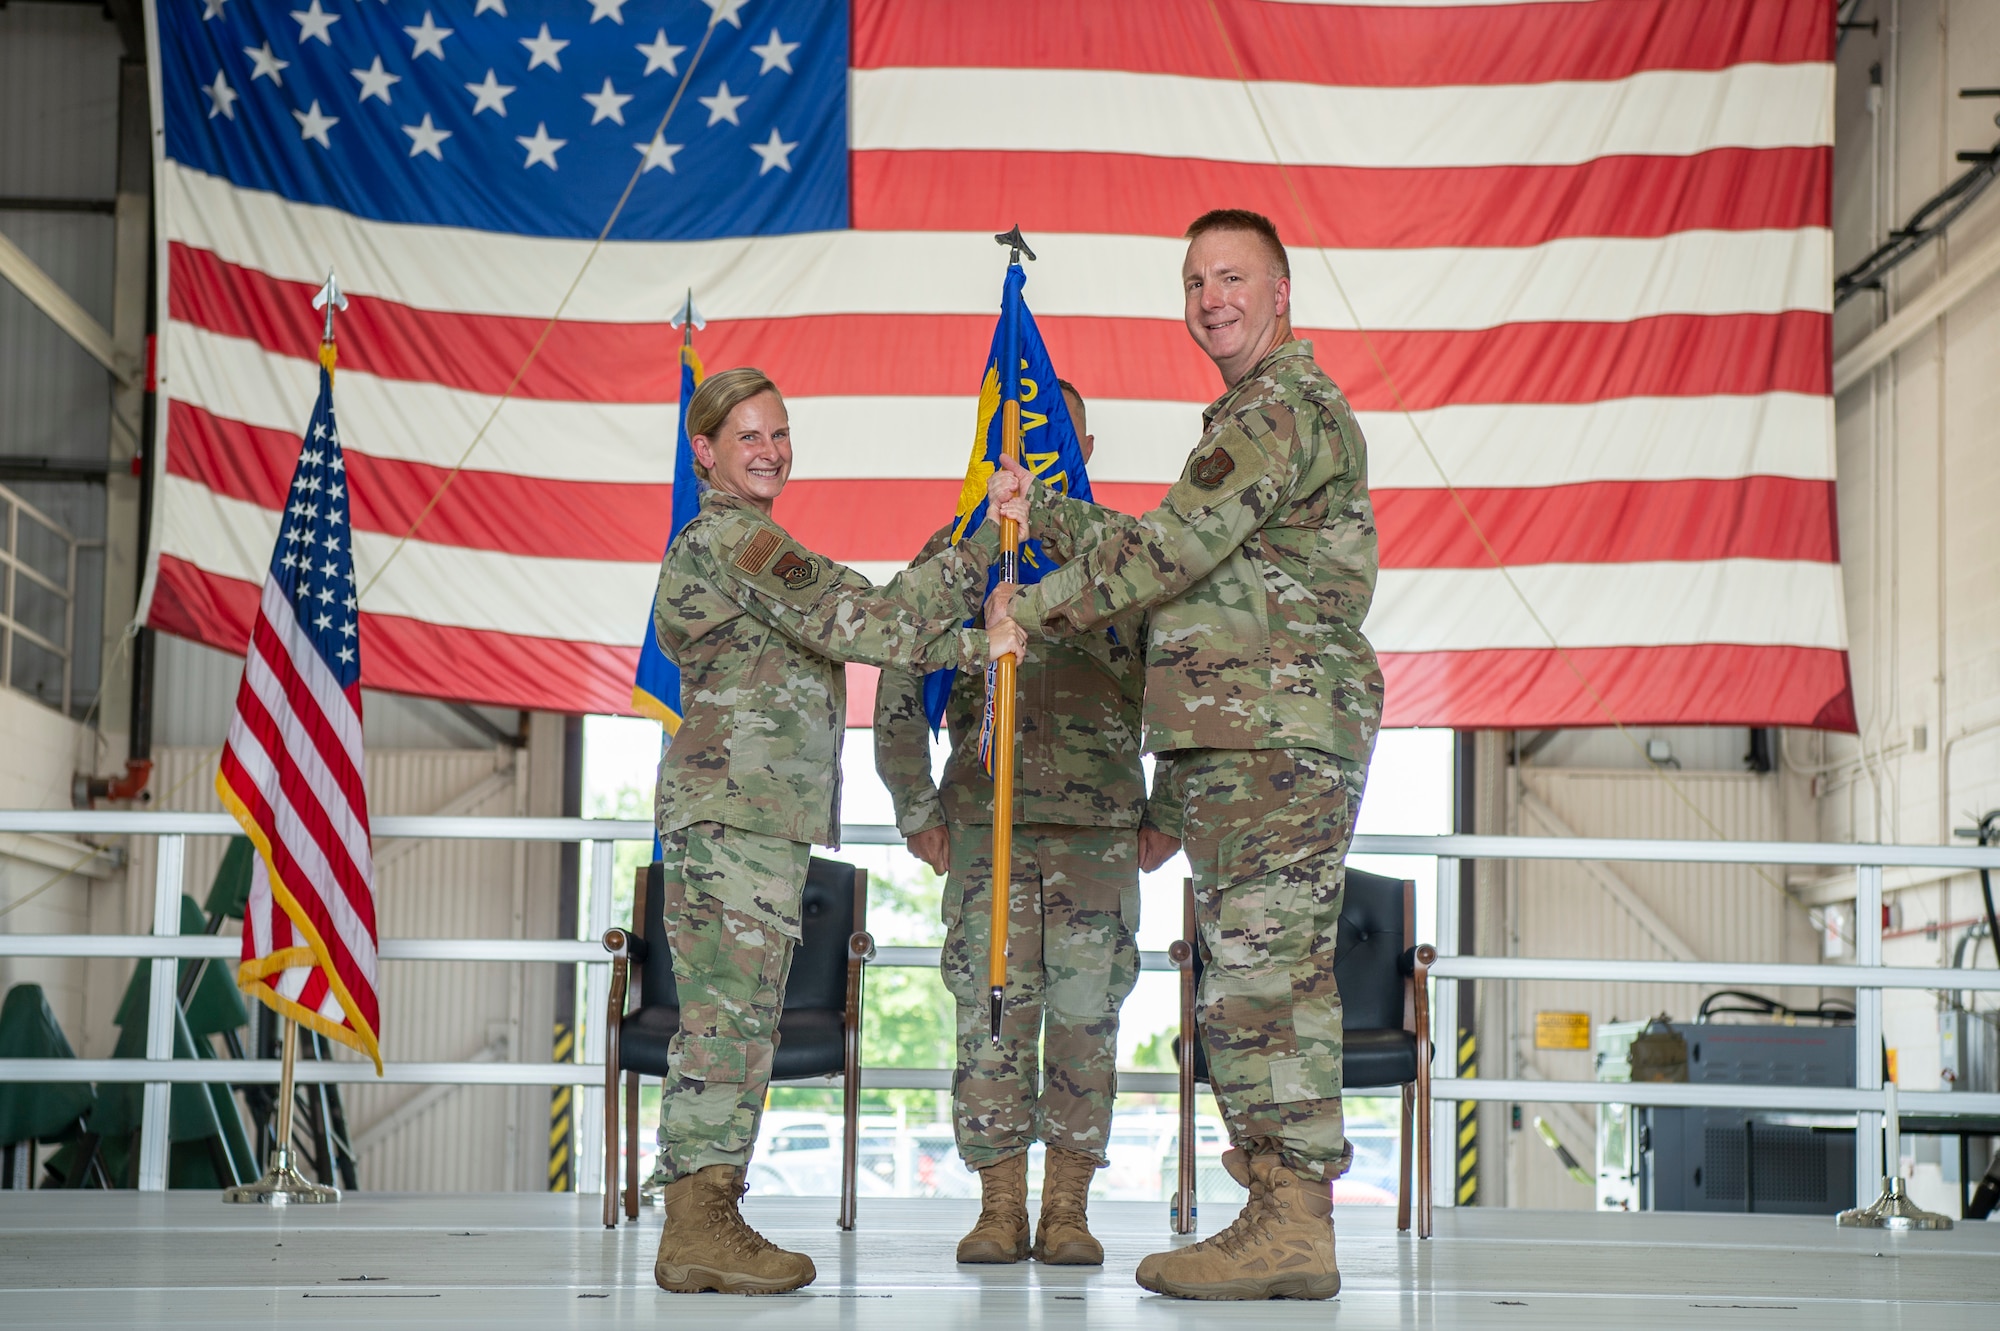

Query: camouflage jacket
<box><xmin>874</xmin><ymin>522</ymin><xmax>1149</xmax><ymax>833</ymax></box>
<box><xmin>1011</xmin><ymin>340</ymin><xmax>1383</xmax><ymax>762</ymax></box>
<box><xmin>653</xmin><ymin>490</ymin><xmax>996</xmax><ymax>848</ymax></box>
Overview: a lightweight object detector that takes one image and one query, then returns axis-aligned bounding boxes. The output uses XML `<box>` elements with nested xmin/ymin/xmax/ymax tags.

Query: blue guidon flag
<box><xmin>633</xmin><ymin>335</ymin><xmax>705</xmax><ymax>731</ymax></box>
<box><xmin>924</xmin><ymin>262</ymin><xmax>1092</xmax><ymax>737</ymax></box>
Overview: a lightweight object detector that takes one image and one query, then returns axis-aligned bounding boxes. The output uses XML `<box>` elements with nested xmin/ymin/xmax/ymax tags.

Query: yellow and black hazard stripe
<box><xmin>548</xmin><ymin>1021</ymin><xmax>574</xmax><ymax>1191</ymax></box>
<box><xmin>1456</xmin><ymin>1030</ymin><xmax>1477</xmax><ymax>1206</ymax></box>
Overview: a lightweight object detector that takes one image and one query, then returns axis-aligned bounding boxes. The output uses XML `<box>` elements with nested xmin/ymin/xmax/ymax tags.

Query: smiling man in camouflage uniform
<box><xmin>873</xmin><ymin>383</ymin><xmax>1180</xmax><ymax>1268</ymax></box>
<box><xmin>649</xmin><ymin>367</ymin><xmax>1027</xmax><ymax>1295</ymax></box>
<box><xmin>987</xmin><ymin>210</ymin><xmax>1382</xmax><ymax>1301</ymax></box>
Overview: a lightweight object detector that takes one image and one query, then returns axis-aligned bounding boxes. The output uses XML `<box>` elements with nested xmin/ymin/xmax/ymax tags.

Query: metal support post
<box><xmin>575</xmin><ymin>840</ymin><xmax>614</xmax><ymax>1195</ymax></box>
<box><xmin>1854</xmin><ymin>864</ymin><xmax>1884</xmax><ymax>1197</ymax></box>
<box><xmin>136</xmin><ymin>834</ymin><xmax>183</xmax><ymax>1191</ymax></box>
<box><xmin>1431</xmin><ymin>855</ymin><xmax>1460</xmax><ymax>1211</ymax></box>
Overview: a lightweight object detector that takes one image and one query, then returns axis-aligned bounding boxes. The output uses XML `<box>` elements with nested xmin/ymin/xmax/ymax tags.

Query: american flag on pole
<box><xmin>217</xmin><ymin>342</ymin><xmax>382</xmax><ymax>1071</ymax></box>
<box><xmin>143</xmin><ymin>0</ymin><xmax>1852</xmax><ymax>732</ymax></box>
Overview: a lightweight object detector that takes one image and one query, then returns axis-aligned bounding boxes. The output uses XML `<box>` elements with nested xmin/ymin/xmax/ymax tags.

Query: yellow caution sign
<box><xmin>1535</xmin><ymin>1011</ymin><xmax>1591</xmax><ymax>1051</ymax></box>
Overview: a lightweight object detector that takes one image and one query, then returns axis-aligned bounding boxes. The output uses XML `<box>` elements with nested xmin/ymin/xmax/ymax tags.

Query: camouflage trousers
<box><xmin>939</xmin><ymin>823</ymin><xmax>1140</xmax><ymax>1170</ymax></box>
<box><xmin>1157</xmin><ymin>747</ymin><xmax>1370</xmax><ymax>1183</ymax></box>
<box><xmin>654</xmin><ymin>821</ymin><xmax>811</xmax><ymax>1181</ymax></box>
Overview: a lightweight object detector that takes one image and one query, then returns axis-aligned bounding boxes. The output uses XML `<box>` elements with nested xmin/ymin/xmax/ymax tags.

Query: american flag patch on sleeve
<box><xmin>733</xmin><ymin>528</ymin><xmax>783</xmax><ymax>576</ymax></box>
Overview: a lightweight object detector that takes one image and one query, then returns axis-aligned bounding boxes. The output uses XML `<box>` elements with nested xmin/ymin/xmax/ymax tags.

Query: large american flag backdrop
<box><xmin>141</xmin><ymin>0</ymin><xmax>1853</xmax><ymax>732</ymax></box>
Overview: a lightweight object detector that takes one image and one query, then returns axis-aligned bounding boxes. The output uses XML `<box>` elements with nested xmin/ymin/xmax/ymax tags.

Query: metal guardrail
<box><xmin>5</xmin><ymin>813</ymin><xmax>2000</xmax><ymax>1200</ymax></box>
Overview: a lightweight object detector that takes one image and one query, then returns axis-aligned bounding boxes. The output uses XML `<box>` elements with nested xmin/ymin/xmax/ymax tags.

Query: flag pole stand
<box><xmin>223</xmin><ymin>1017</ymin><xmax>340</xmax><ymax>1205</ymax></box>
<box><xmin>1836</xmin><ymin>1080</ymin><xmax>1949</xmax><ymax>1230</ymax></box>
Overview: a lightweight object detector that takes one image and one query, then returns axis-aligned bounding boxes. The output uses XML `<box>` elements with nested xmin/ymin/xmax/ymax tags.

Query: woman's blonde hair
<box><xmin>686</xmin><ymin>366</ymin><xmax>783</xmax><ymax>480</ymax></box>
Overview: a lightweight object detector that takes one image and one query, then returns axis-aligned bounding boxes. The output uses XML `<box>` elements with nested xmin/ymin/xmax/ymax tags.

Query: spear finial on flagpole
<box><xmin>671</xmin><ymin>288</ymin><xmax>705</xmax><ymax>348</ymax></box>
<box><xmin>312</xmin><ymin>272</ymin><xmax>347</xmax><ymax>341</ymax></box>
<box><xmin>312</xmin><ymin>272</ymin><xmax>347</xmax><ymax>373</ymax></box>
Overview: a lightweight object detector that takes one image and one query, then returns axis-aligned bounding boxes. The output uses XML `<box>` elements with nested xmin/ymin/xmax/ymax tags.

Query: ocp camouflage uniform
<box><xmin>1011</xmin><ymin>340</ymin><xmax>1383</xmax><ymax>1182</ymax></box>
<box><xmin>874</xmin><ymin>523</ymin><xmax>1149</xmax><ymax>1170</ymax></box>
<box><xmin>653</xmin><ymin>490</ymin><xmax>997</xmax><ymax>1180</ymax></box>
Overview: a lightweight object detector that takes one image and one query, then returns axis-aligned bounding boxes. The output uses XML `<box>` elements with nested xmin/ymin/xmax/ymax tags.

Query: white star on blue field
<box><xmin>273</xmin><ymin>372</ymin><xmax>363</xmax><ymax>686</ymax></box>
<box><xmin>162</xmin><ymin>0</ymin><xmax>848</xmax><ymax>240</ymax></box>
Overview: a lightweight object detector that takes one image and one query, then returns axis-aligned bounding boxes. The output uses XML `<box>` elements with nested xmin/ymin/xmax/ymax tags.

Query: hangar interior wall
<box><xmin>1475</xmin><ymin>0</ymin><xmax>2000</xmax><ymax>1212</ymax></box>
<box><xmin>5</xmin><ymin>1</ymin><xmax>2000</xmax><ymax>1209</ymax></box>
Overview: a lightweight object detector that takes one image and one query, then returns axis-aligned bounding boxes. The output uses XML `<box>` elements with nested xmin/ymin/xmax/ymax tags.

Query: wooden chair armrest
<box><xmin>603</xmin><ymin>927</ymin><xmax>647</xmax><ymax>964</ymax></box>
<box><xmin>603</xmin><ymin>930</ymin><xmax>635</xmax><ymax>1030</ymax></box>
<box><xmin>1409</xmin><ymin>944</ymin><xmax>1437</xmax><ymax>1053</ymax></box>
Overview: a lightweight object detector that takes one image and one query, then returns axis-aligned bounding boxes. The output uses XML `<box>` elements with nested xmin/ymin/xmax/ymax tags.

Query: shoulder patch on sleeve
<box><xmin>1166</xmin><ymin>422</ymin><xmax>1274</xmax><ymax>520</ymax></box>
<box><xmin>769</xmin><ymin>549</ymin><xmax>820</xmax><ymax>591</ymax></box>
<box><xmin>1189</xmin><ymin>444</ymin><xmax>1239</xmax><ymax>490</ymax></box>
<box><xmin>732</xmin><ymin>527</ymin><xmax>783</xmax><ymax>575</ymax></box>
<box><xmin>724</xmin><ymin>522</ymin><xmax>841</xmax><ymax>607</ymax></box>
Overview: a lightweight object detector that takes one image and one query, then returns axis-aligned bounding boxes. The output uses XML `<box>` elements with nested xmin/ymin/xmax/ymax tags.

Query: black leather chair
<box><xmin>1169</xmin><ymin>866</ymin><xmax>1437</xmax><ymax>1236</ymax></box>
<box><xmin>602</xmin><ymin>857</ymin><xmax>873</xmax><ymax>1230</ymax></box>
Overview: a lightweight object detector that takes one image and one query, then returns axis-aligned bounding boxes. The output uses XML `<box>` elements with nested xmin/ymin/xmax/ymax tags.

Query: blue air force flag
<box><xmin>921</xmin><ymin>263</ymin><xmax>1092</xmax><ymax>732</ymax></box>
<box><xmin>633</xmin><ymin>341</ymin><xmax>705</xmax><ymax>730</ymax></box>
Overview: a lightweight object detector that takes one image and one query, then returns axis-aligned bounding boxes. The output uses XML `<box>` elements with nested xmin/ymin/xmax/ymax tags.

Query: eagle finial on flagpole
<box><xmin>994</xmin><ymin>225</ymin><xmax>1036</xmax><ymax>266</ymax></box>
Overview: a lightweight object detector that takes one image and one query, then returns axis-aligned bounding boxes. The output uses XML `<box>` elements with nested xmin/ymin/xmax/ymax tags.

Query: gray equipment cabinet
<box><xmin>1595</xmin><ymin>1022</ymin><xmax>1857</xmax><ymax>1215</ymax></box>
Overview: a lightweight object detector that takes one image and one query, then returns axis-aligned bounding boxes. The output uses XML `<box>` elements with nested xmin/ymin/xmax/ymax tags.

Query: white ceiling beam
<box><xmin>0</xmin><ymin>225</ymin><xmax>135</xmax><ymax>387</ymax></box>
<box><xmin>1833</xmin><ymin>223</ymin><xmax>2000</xmax><ymax>395</ymax></box>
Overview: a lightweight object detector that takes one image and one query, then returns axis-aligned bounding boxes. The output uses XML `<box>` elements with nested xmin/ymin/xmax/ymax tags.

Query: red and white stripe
<box><xmin>146</xmin><ymin>0</ymin><xmax>1851</xmax><ymax>730</ymax></box>
<box><xmin>221</xmin><ymin>577</ymin><xmax>382</xmax><ymax>1067</ymax></box>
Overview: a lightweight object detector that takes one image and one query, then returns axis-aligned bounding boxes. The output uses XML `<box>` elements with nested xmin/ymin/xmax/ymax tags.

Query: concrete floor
<box><xmin>3</xmin><ymin>1192</ymin><xmax>1997</xmax><ymax>1329</ymax></box>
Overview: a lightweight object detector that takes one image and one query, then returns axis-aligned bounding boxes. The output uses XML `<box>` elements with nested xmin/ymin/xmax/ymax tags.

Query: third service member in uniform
<box><xmin>650</xmin><ymin>367</ymin><xmax>1027</xmax><ymax>1295</ymax></box>
<box><xmin>872</xmin><ymin>383</ymin><xmax>1181</xmax><ymax>1267</ymax></box>
<box><xmin>987</xmin><ymin>210</ymin><xmax>1382</xmax><ymax>1301</ymax></box>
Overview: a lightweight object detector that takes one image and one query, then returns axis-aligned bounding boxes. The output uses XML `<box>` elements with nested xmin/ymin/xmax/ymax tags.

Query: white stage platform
<box><xmin>3</xmin><ymin>1192</ymin><xmax>1996</xmax><ymax>1329</ymax></box>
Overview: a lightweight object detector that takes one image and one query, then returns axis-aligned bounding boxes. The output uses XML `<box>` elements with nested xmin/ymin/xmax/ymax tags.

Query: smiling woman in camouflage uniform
<box><xmin>648</xmin><ymin>367</ymin><xmax>1027</xmax><ymax>1296</ymax></box>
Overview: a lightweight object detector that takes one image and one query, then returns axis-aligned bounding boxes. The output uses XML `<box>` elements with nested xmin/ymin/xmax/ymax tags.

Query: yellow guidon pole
<box><xmin>988</xmin><ymin>225</ymin><xmax>1035</xmax><ymax>1045</ymax></box>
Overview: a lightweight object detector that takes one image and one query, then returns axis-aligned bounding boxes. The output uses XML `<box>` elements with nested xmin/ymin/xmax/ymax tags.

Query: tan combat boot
<box><xmin>654</xmin><ymin>1164</ymin><xmax>816</xmax><ymax>1295</ymax></box>
<box><xmin>1135</xmin><ymin>1148</ymin><xmax>1262</xmax><ymax>1293</ymax></box>
<box><xmin>956</xmin><ymin>1152</ymin><xmax>1031</xmax><ymax>1263</ymax></box>
<box><xmin>1032</xmin><ymin>1147</ymin><xmax>1105</xmax><ymax>1265</ymax></box>
<box><xmin>1135</xmin><ymin>1152</ymin><xmax>1338</xmax><ymax>1301</ymax></box>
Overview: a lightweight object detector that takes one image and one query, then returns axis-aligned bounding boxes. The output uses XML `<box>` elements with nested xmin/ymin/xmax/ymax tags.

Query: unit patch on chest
<box><xmin>732</xmin><ymin>528</ymin><xmax>782</xmax><ymax>575</ymax></box>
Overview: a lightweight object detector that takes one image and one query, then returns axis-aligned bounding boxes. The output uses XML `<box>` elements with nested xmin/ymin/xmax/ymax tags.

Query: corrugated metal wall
<box><xmin>1494</xmin><ymin>765</ymin><xmax>1821</xmax><ymax>1210</ymax></box>
<box><xmin>120</xmin><ymin>742</ymin><xmax>564</xmax><ymax>1192</ymax></box>
<box><xmin>0</xmin><ymin>4</ymin><xmax>119</xmax><ymax>465</ymax></box>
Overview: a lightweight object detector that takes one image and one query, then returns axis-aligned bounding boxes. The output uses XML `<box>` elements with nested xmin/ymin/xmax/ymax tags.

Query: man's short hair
<box><xmin>1184</xmin><ymin>208</ymin><xmax>1289</xmax><ymax>281</ymax></box>
<box><xmin>1056</xmin><ymin>377</ymin><xmax>1086</xmax><ymax>436</ymax></box>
